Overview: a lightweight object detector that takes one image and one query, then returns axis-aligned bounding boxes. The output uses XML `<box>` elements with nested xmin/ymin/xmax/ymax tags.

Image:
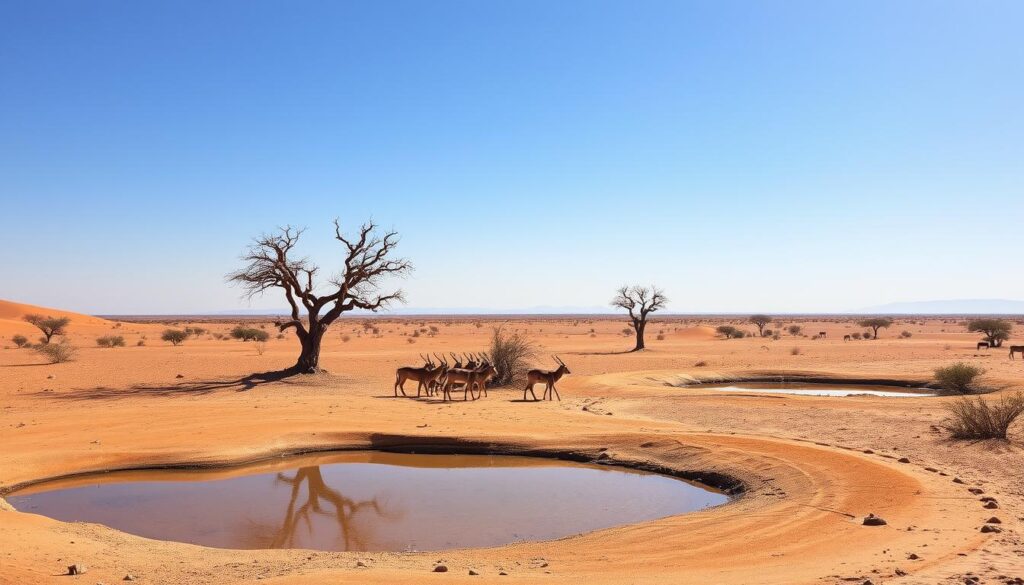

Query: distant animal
<box><xmin>818</xmin><ymin>331</ymin><xmax>827</xmax><ymax>338</ymax></box>
<box><xmin>843</xmin><ymin>335</ymin><xmax>851</xmax><ymax>341</ymax></box>
<box><xmin>977</xmin><ymin>341</ymin><xmax>990</xmax><ymax>351</ymax></box>
<box><xmin>524</xmin><ymin>356</ymin><xmax>571</xmax><ymax>401</ymax></box>
<box><xmin>1009</xmin><ymin>345</ymin><xmax>1024</xmax><ymax>360</ymax></box>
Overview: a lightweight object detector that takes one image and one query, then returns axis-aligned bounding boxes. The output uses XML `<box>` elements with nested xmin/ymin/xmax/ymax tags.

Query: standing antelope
<box><xmin>1009</xmin><ymin>345</ymin><xmax>1024</xmax><ymax>360</ymax></box>
<box><xmin>394</xmin><ymin>354</ymin><xmax>442</xmax><ymax>397</ymax></box>
<box><xmin>978</xmin><ymin>341</ymin><xmax>990</xmax><ymax>351</ymax></box>
<box><xmin>524</xmin><ymin>356</ymin><xmax>570</xmax><ymax>401</ymax></box>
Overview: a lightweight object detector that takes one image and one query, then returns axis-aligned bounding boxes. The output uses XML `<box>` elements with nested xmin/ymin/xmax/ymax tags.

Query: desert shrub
<box><xmin>406</xmin><ymin>337</ymin><xmax>416</xmax><ymax>344</ymax></box>
<box><xmin>429</xmin><ymin>325</ymin><xmax>439</xmax><ymax>335</ymax></box>
<box><xmin>184</xmin><ymin>326</ymin><xmax>207</xmax><ymax>336</ymax></box>
<box><xmin>900</xmin><ymin>330</ymin><xmax>913</xmax><ymax>338</ymax></box>
<box><xmin>255</xmin><ymin>340</ymin><xmax>267</xmax><ymax>356</ymax></box>
<box><xmin>790</xmin><ymin>347</ymin><xmax>802</xmax><ymax>355</ymax></box>
<box><xmin>96</xmin><ymin>335</ymin><xmax>126</xmax><ymax>348</ymax></box>
<box><xmin>35</xmin><ymin>340</ymin><xmax>77</xmax><ymax>363</ymax></box>
<box><xmin>934</xmin><ymin>362</ymin><xmax>985</xmax><ymax>395</ymax></box>
<box><xmin>656</xmin><ymin>333</ymin><xmax>665</xmax><ymax>341</ymax></box>
<box><xmin>12</xmin><ymin>334</ymin><xmax>29</xmax><ymax>348</ymax></box>
<box><xmin>862</xmin><ymin>331</ymin><xmax>873</xmax><ymax>339</ymax></box>
<box><xmin>716</xmin><ymin>325</ymin><xmax>739</xmax><ymax>338</ymax></box>
<box><xmin>946</xmin><ymin>393</ymin><xmax>1024</xmax><ymax>439</ymax></box>
<box><xmin>137</xmin><ymin>339</ymin><xmax>145</xmax><ymax>346</ymax></box>
<box><xmin>411</xmin><ymin>330</ymin><xmax>421</xmax><ymax>338</ymax></box>
<box><xmin>276</xmin><ymin>333</ymin><xmax>285</xmax><ymax>339</ymax></box>
<box><xmin>489</xmin><ymin>325</ymin><xmax>537</xmax><ymax>386</ymax></box>
<box><xmin>341</xmin><ymin>335</ymin><xmax>351</xmax><ymax>342</ymax></box>
<box><xmin>763</xmin><ymin>328</ymin><xmax>773</xmax><ymax>336</ymax></box>
<box><xmin>162</xmin><ymin>329</ymin><xmax>188</xmax><ymax>345</ymax></box>
<box><xmin>851</xmin><ymin>332</ymin><xmax>862</xmax><ymax>340</ymax></box>
<box><xmin>230</xmin><ymin>326</ymin><xmax>269</xmax><ymax>342</ymax></box>
<box><xmin>23</xmin><ymin>314</ymin><xmax>71</xmax><ymax>344</ymax></box>
<box><xmin>787</xmin><ymin>325</ymin><xmax>802</xmax><ymax>336</ymax></box>
<box><xmin>622</xmin><ymin>327</ymin><xmax>633</xmax><ymax>336</ymax></box>
<box><xmin>771</xmin><ymin>333</ymin><xmax>780</xmax><ymax>340</ymax></box>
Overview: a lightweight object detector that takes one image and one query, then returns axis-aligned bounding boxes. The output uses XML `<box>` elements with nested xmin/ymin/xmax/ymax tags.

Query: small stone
<box><xmin>968</xmin><ymin>488</ymin><xmax>985</xmax><ymax>494</ymax></box>
<box><xmin>355</xmin><ymin>561</ymin><xmax>367</xmax><ymax>568</ymax></box>
<box><xmin>898</xmin><ymin>457</ymin><xmax>911</xmax><ymax>463</ymax></box>
<box><xmin>984</xmin><ymin>501</ymin><xmax>999</xmax><ymax>509</ymax></box>
<box><xmin>67</xmin><ymin>564</ymin><xmax>87</xmax><ymax>575</ymax></box>
<box><xmin>980</xmin><ymin>524</ymin><xmax>1002</xmax><ymax>533</ymax></box>
<box><xmin>862</xmin><ymin>513</ymin><xmax>887</xmax><ymax>526</ymax></box>
<box><xmin>468</xmin><ymin>569</ymin><xmax>479</xmax><ymax>575</ymax></box>
<box><xmin>953</xmin><ymin>477</ymin><xmax>965</xmax><ymax>484</ymax></box>
<box><xmin>908</xmin><ymin>553</ymin><xmax>920</xmax><ymax>560</ymax></box>
<box><xmin>862</xmin><ymin>580</ymin><xmax>874</xmax><ymax>585</ymax></box>
<box><xmin>499</xmin><ymin>571</ymin><xmax>508</xmax><ymax>576</ymax></box>
<box><xmin>863</xmin><ymin>449</ymin><xmax>874</xmax><ymax>454</ymax></box>
<box><xmin>433</xmin><ymin>565</ymin><xmax>448</xmax><ymax>573</ymax></box>
<box><xmin>175</xmin><ymin>374</ymin><xmax>184</xmax><ymax>379</ymax></box>
<box><xmin>895</xmin><ymin>568</ymin><xmax>907</xmax><ymax>576</ymax></box>
<box><xmin>47</xmin><ymin>374</ymin><xmax>55</xmax><ymax>379</ymax></box>
<box><xmin>123</xmin><ymin>575</ymin><xmax>134</xmax><ymax>581</ymax></box>
<box><xmin>986</xmin><ymin>517</ymin><xmax>1001</xmax><ymax>524</ymax></box>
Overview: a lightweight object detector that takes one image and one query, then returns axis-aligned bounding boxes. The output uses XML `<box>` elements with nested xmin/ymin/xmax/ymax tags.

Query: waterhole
<box><xmin>708</xmin><ymin>383</ymin><xmax>935</xmax><ymax>397</ymax></box>
<box><xmin>8</xmin><ymin>451</ymin><xmax>728</xmax><ymax>552</ymax></box>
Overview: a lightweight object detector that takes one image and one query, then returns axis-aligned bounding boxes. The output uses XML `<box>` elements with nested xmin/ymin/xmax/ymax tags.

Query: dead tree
<box><xmin>611</xmin><ymin>285</ymin><xmax>668</xmax><ymax>351</ymax></box>
<box><xmin>228</xmin><ymin>219</ymin><xmax>412</xmax><ymax>374</ymax></box>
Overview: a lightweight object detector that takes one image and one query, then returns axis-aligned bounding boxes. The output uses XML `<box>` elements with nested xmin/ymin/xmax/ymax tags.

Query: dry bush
<box><xmin>12</xmin><ymin>334</ymin><xmax>29</xmax><ymax>348</ymax></box>
<box><xmin>406</xmin><ymin>337</ymin><xmax>416</xmax><ymax>344</ymax></box>
<box><xmin>656</xmin><ymin>333</ymin><xmax>665</xmax><ymax>340</ymax></box>
<box><xmin>900</xmin><ymin>330</ymin><xmax>913</xmax><ymax>338</ymax></box>
<box><xmin>934</xmin><ymin>362</ymin><xmax>985</xmax><ymax>395</ymax></box>
<box><xmin>255</xmin><ymin>341</ymin><xmax>267</xmax><ymax>356</ymax></box>
<box><xmin>35</xmin><ymin>340</ymin><xmax>77</xmax><ymax>363</ymax></box>
<box><xmin>96</xmin><ymin>335</ymin><xmax>126</xmax><ymax>348</ymax></box>
<box><xmin>790</xmin><ymin>347</ymin><xmax>801</xmax><ymax>355</ymax></box>
<box><xmin>341</xmin><ymin>335</ymin><xmax>351</xmax><ymax>342</ymax></box>
<box><xmin>489</xmin><ymin>325</ymin><xmax>537</xmax><ymax>386</ymax></box>
<box><xmin>946</xmin><ymin>393</ymin><xmax>1024</xmax><ymax>439</ymax></box>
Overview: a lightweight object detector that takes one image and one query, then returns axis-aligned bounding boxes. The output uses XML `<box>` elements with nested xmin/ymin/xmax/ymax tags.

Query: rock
<box><xmin>984</xmin><ymin>501</ymin><xmax>999</xmax><ymax>509</ymax></box>
<box><xmin>123</xmin><ymin>575</ymin><xmax>135</xmax><ymax>581</ymax></box>
<box><xmin>895</xmin><ymin>568</ymin><xmax>907</xmax><ymax>576</ymax></box>
<box><xmin>908</xmin><ymin>553</ymin><xmax>920</xmax><ymax>560</ymax></box>
<box><xmin>986</xmin><ymin>517</ymin><xmax>1002</xmax><ymax>524</ymax></box>
<box><xmin>898</xmin><ymin>457</ymin><xmax>911</xmax><ymax>463</ymax></box>
<box><xmin>468</xmin><ymin>569</ymin><xmax>479</xmax><ymax>575</ymax></box>
<box><xmin>67</xmin><ymin>564</ymin><xmax>87</xmax><ymax>575</ymax></box>
<box><xmin>953</xmin><ymin>477</ymin><xmax>965</xmax><ymax>484</ymax></box>
<box><xmin>980</xmin><ymin>524</ymin><xmax>1002</xmax><ymax>533</ymax></box>
<box><xmin>862</xmin><ymin>513</ymin><xmax>887</xmax><ymax>526</ymax></box>
<box><xmin>862</xmin><ymin>580</ymin><xmax>874</xmax><ymax>585</ymax></box>
<box><xmin>968</xmin><ymin>487</ymin><xmax>984</xmax><ymax>494</ymax></box>
<box><xmin>499</xmin><ymin>571</ymin><xmax>508</xmax><ymax>576</ymax></box>
<box><xmin>433</xmin><ymin>565</ymin><xmax>448</xmax><ymax>573</ymax></box>
<box><xmin>863</xmin><ymin>449</ymin><xmax>874</xmax><ymax>454</ymax></box>
<box><xmin>355</xmin><ymin>561</ymin><xmax>367</xmax><ymax>568</ymax></box>
<box><xmin>175</xmin><ymin>374</ymin><xmax>184</xmax><ymax>378</ymax></box>
<box><xmin>47</xmin><ymin>374</ymin><xmax>55</xmax><ymax>379</ymax></box>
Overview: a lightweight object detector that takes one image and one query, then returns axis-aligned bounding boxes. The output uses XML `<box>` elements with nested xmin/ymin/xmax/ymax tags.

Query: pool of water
<box><xmin>708</xmin><ymin>383</ymin><xmax>935</xmax><ymax>397</ymax></box>
<box><xmin>8</xmin><ymin>452</ymin><xmax>728</xmax><ymax>552</ymax></box>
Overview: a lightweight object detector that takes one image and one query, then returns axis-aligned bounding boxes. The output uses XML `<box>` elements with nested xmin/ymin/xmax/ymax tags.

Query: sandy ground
<box><xmin>1</xmin><ymin>300</ymin><xmax>1022</xmax><ymax>584</ymax></box>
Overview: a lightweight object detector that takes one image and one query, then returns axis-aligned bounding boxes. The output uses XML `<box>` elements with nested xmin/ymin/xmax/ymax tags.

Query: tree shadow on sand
<box><xmin>32</xmin><ymin>369</ymin><xmax>337</xmax><ymax>401</ymax></box>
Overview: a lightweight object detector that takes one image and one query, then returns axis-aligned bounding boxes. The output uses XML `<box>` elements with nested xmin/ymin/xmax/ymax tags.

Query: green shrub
<box><xmin>946</xmin><ymin>393</ymin><xmax>1024</xmax><ymax>439</ymax></box>
<box><xmin>184</xmin><ymin>326</ymin><xmax>207</xmax><ymax>336</ymax></box>
<box><xmin>230</xmin><ymin>326</ymin><xmax>269</xmax><ymax>342</ymax></box>
<box><xmin>934</xmin><ymin>362</ymin><xmax>985</xmax><ymax>395</ymax></box>
<box><xmin>162</xmin><ymin>329</ymin><xmax>188</xmax><ymax>346</ymax></box>
<box><xmin>716</xmin><ymin>325</ymin><xmax>740</xmax><ymax>338</ymax></box>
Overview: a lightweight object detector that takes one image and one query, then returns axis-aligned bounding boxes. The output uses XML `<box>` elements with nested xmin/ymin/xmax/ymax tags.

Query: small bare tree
<box><xmin>228</xmin><ymin>219</ymin><xmax>411</xmax><ymax>374</ymax></box>
<box><xmin>611</xmin><ymin>285</ymin><xmax>668</xmax><ymax>351</ymax></box>
<box><xmin>23</xmin><ymin>314</ymin><xmax>70</xmax><ymax>344</ymax></box>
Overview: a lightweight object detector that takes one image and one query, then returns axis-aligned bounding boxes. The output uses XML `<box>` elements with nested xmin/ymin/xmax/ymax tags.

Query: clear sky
<box><xmin>2</xmin><ymin>1</ymin><xmax>1022</xmax><ymax>315</ymax></box>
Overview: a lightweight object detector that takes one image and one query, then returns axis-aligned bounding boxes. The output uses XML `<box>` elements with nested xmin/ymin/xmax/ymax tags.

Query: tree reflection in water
<box><xmin>263</xmin><ymin>466</ymin><xmax>389</xmax><ymax>551</ymax></box>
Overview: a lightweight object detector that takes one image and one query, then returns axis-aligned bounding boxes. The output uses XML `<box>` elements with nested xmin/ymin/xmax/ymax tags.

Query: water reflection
<box><xmin>9</xmin><ymin>452</ymin><xmax>728</xmax><ymax>552</ymax></box>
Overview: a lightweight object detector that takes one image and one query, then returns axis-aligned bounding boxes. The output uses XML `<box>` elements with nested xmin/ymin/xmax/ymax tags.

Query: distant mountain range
<box><xmin>854</xmin><ymin>299</ymin><xmax>1024</xmax><ymax>315</ymax></box>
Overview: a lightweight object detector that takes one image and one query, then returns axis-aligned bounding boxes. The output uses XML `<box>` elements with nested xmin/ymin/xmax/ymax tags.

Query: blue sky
<box><xmin>1</xmin><ymin>1</ymin><xmax>1022</xmax><ymax>314</ymax></box>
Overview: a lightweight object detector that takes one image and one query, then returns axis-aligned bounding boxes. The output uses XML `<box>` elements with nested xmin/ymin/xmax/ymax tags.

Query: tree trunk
<box><xmin>633</xmin><ymin>320</ymin><xmax>646</xmax><ymax>351</ymax></box>
<box><xmin>293</xmin><ymin>328</ymin><xmax>325</xmax><ymax>373</ymax></box>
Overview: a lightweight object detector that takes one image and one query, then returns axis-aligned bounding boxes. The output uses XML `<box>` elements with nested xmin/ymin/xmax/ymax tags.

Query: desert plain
<box><xmin>1</xmin><ymin>298</ymin><xmax>1022</xmax><ymax>584</ymax></box>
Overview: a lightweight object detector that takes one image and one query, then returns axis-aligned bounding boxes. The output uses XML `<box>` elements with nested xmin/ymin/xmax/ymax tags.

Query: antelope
<box><xmin>818</xmin><ymin>331</ymin><xmax>827</xmax><ymax>338</ymax></box>
<box><xmin>978</xmin><ymin>341</ymin><xmax>990</xmax><ymax>351</ymax></box>
<box><xmin>524</xmin><ymin>356</ymin><xmax>570</xmax><ymax>401</ymax></box>
<box><xmin>467</xmin><ymin>362</ymin><xmax>498</xmax><ymax>400</ymax></box>
<box><xmin>394</xmin><ymin>354</ymin><xmax>441</xmax><ymax>397</ymax></box>
<box><xmin>1009</xmin><ymin>345</ymin><xmax>1024</xmax><ymax>360</ymax></box>
<box><xmin>448</xmin><ymin>352</ymin><xmax>464</xmax><ymax>370</ymax></box>
<box><xmin>843</xmin><ymin>335</ymin><xmax>851</xmax><ymax>341</ymax></box>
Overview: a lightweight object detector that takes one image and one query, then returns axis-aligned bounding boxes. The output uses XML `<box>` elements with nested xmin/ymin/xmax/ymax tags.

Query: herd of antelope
<box><xmin>395</xmin><ymin>352</ymin><xmax>571</xmax><ymax>402</ymax></box>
